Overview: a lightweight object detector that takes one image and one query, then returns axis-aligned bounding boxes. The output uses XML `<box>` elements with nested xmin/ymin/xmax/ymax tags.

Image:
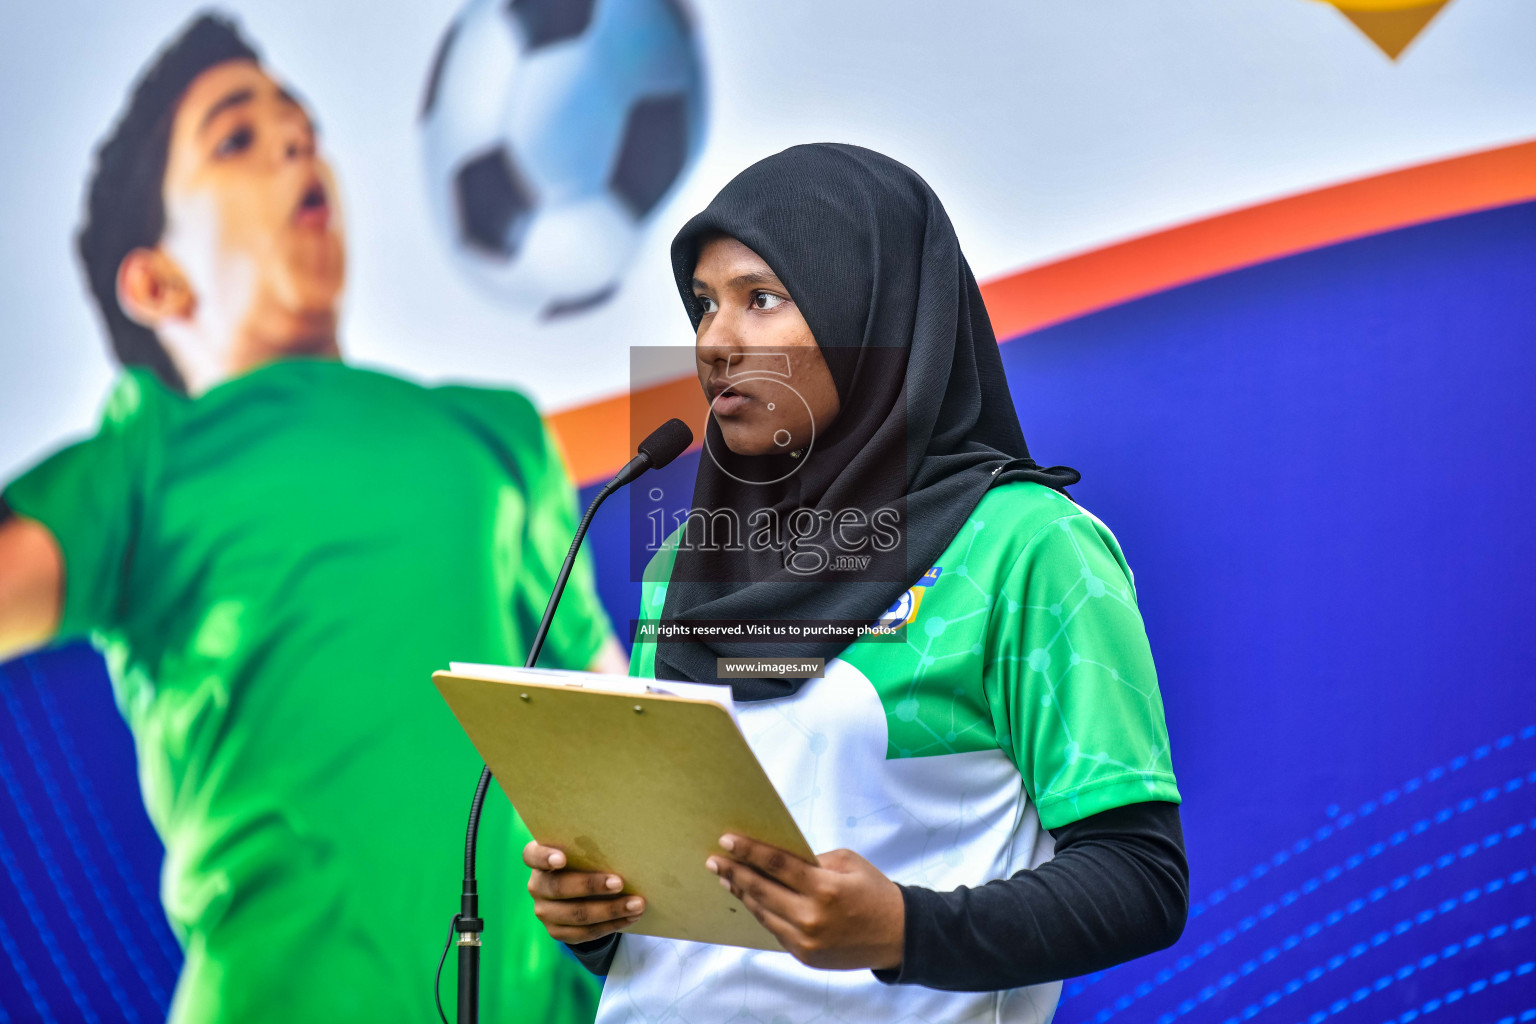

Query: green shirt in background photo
<box><xmin>4</xmin><ymin>359</ymin><xmax>611</xmax><ymax>1023</ymax></box>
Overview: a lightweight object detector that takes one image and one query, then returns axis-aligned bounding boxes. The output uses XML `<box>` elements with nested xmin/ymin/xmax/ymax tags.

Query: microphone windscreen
<box><xmin>637</xmin><ymin>418</ymin><xmax>694</xmax><ymax>470</ymax></box>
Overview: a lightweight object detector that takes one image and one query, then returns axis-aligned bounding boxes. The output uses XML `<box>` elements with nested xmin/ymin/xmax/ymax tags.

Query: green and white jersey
<box><xmin>601</xmin><ymin>481</ymin><xmax>1180</xmax><ymax>1024</ymax></box>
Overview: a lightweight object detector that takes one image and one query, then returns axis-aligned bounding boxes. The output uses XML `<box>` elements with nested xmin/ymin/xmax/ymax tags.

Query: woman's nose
<box><xmin>699</xmin><ymin>318</ymin><xmax>743</xmax><ymax>355</ymax></box>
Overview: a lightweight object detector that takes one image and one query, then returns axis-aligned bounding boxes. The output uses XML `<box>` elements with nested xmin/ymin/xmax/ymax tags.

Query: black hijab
<box><xmin>656</xmin><ymin>144</ymin><xmax>1078</xmax><ymax>699</ymax></box>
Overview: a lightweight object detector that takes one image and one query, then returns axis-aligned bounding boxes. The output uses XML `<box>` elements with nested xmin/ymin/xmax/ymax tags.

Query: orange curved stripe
<box><xmin>980</xmin><ymin>137</ymin><xmax>1536</xmax><ymax>342</ymax></box>
<box><xmin>550</xmin><ymin>138</ymin><xmax>1536</xmax><ymax>486</ymax></box>
<box><xmin>549</xmin><ymin>375</ymin><xmax>711</xmax><ymax>487</ymax></box>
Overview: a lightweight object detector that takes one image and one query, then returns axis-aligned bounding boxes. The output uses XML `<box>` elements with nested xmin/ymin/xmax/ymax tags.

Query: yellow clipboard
<box><xmin>433</xmin><ymin>666</ymin><xmax>815</xmax><ymax>951</ymax></box>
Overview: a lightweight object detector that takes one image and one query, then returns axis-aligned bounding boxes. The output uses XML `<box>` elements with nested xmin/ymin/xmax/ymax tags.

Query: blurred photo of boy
<box><xmin>0</xmin><ymin>13</ymin><xmax>623</xmax><ymax>1022</ymax></box>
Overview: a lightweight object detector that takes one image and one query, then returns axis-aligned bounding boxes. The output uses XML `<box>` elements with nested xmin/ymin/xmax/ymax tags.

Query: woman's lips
<box><xmin>711</xmin><ymin>389</ymin><xmax>752</xmax><ymax>416</ymax></box>
<box><xmin>707</xmin><ymin>378</ymin><xmax>756</xmax><ymax>416</ymax></box>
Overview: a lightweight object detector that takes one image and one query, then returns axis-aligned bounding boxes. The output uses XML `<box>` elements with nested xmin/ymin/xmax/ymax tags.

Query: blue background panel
<box><xmin>2</xmin><ymin>201</ymin><xmax>1533</xmax><ymax>1021</ymax></box>
<box><xmin>0</xmin><ymin>648</ymin><xmax>178</xmax><ymax>1023</ymax></box>
<box><xmin>1008</xmin><ymin>201</ymin><xmax>1536</xmax><ymax>1023</ymax></box>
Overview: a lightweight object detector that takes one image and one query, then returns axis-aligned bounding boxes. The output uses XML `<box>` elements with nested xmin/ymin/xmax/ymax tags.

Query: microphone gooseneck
<box><xmin>440</xmin><ymin>419</ymin><xmax>693</xmax><ymax>1024</ymax></box>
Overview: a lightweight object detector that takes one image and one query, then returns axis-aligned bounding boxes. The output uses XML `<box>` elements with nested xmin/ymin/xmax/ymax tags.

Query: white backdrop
<box><xmin>3</xmin><ymin>0</ymin><xmax>1533</xmax><ymax>480</ymax></box>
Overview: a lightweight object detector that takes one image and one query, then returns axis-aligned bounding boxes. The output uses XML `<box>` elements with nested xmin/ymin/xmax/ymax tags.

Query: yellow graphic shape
<box><xmin>1314</xmin><ymin>0</ymin><xmax>1455</xmax><ymax>59</ymax></box>
<box><xmin>905</xmin><ymin>585</ymin><xmax>927</xmax><ymax>625</ymax></box>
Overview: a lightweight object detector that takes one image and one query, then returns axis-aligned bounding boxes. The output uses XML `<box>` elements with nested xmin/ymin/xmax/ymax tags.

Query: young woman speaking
<box><xmin>523</xmin><ymin>143</ymin><xmax>1189</xmax><ymax>1023</ymax></box>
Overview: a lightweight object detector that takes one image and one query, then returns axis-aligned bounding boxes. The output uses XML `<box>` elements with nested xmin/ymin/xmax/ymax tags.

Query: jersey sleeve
<box><xmin>628</xmin><ymin>530</ymin><xmax>683</xmax><ymax>678</ymax></box>
<box><xmin>439</xmin><ymin>384</ymin><xmax>616</xmax><ymax>671</ymax></box>
<box><xmin>986</xmin><ymin>511</ymin><xmax>1181</xmax><ymax>830</ymax></box>
<box><xmin>519</xmin><ymin>405</ymin><xmax>613</xmax><ymax>670</ymax></box>
<box><xmin>1</xmin><ymin>375</ymin><xmax>151</xmax><ymax>641</ymax></box>
<box><xmin>433</xmin><ymin>383</ymin><xmax>615</xmax><ymax>669</ymax></box>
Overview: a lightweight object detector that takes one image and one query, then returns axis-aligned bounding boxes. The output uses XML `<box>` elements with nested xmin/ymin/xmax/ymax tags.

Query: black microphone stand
<box><xmin>441</xmin><ymin>430</ymin><xmax>684</xmax><ymax>1024</ymax></box>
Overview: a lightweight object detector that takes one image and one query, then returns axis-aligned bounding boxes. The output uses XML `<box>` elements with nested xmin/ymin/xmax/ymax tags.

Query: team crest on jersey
<box><xmin>875</xmin><ymin>566</ymin><xmax>943</xmax><ymax>629</ymax></box>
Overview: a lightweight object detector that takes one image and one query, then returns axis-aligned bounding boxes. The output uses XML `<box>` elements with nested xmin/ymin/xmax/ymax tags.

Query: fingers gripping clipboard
<box><xmin>433</xmin><ymin>665</ymin><xmax>815</xmax><ymax>951</ymax></box>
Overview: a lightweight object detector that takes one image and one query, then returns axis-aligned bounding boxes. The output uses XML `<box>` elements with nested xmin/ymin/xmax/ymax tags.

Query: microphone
<box><xmin>610</xmin><ymin>416</ymin><xmax>694</xmax><ymax>488</ymax></box>
<box><xmin>440</xmin><ymin>419</ymin><xmax>694</xmax><ymax>1024</ymax></box>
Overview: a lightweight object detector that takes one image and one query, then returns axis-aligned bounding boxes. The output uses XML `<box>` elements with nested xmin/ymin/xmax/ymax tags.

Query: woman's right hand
<box><xmin>523</xmin><ymin>840</ymin><xmax>646</xmax><ymax>943</ymax></box>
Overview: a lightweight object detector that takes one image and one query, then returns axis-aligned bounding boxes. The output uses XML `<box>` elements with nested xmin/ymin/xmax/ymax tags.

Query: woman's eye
<box><xmin>752</xmin><ymin>291</ymin><xmax>784</xmax><ymax>310</ymax></box>
<box><xmin>696</xmin><ymin>295</ymin><xmax>718</xmax><ymax>314</ymax></box>
<box><xmin>216</xmin><ymin>125</ymin><xmax>254</xmax><ymax>158</ymax></box>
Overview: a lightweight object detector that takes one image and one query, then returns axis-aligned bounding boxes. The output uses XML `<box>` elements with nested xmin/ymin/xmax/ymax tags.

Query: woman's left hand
<box><xmin>707</xmin><ymin>833</ymin><xmax>905</xmax><ymax>971</ymax></box>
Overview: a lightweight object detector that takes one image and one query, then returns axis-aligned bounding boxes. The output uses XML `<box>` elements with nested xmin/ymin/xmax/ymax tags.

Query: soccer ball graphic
<box><xmin>420</xmin><ymin>0</ymin><xmax>707</xmax><ymax>316</ymax></box>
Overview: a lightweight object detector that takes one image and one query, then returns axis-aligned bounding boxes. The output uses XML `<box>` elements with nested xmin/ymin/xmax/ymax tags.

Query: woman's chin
<box><xmin>719</xmin><ymin>437</ymin><xmax>766</xmax><ymax>457</ymax></box>
<box><xmin>718</xmin><ymin>429</ymin><xmax>781</xmax><ymax>458</ymax></box>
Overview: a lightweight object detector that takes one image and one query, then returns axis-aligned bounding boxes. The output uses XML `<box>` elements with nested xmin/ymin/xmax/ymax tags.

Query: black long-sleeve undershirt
<box><xmin>568</xmin><ymin>924</ymin><xmax>623</xmax><ymax>976</ymax></box>
<box><xmin>568</xmin><ymin>800</ymin><xmax>1188</xmax><ymax>989</ymax></box>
